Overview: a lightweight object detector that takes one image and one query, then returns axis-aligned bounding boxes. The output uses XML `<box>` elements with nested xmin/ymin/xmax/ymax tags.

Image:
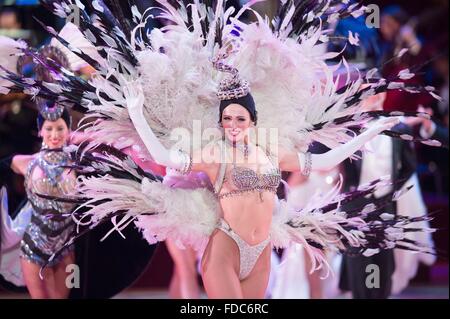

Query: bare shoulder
<box><xmin>191</xmin><ymin>140</ymin><xmax>222</xmax><ymax>178</ymax></box>
<box><xmin>276</xmin><ymin>145</ymin><xmax>293</xmax><ymax>161</ymax></box>
<box><xmin>11</xmin><ymin>154</ymin><xmax>36</xmax><ymax>175</ymax></box>
<box><xmin>277</xmin><ymin>145</ymin><xmax>302</xmax><ymax>172</ymax></box>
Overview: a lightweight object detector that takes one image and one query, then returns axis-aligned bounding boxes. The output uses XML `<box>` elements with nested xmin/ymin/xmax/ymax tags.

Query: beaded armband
<box><xmin>300</xmin><ymin>152</ymin><xmax>312</xmax><ymax>177</ymax></box>
<box><xmin>176</xmin><ymin>150</ymin><xmax>193</xmax><ymax>175</ymax></box>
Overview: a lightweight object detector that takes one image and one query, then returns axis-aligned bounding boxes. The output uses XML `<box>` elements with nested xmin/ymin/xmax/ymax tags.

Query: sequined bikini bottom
<box><xmin>216</xmin><ymin>219</ymin><xmax>271</xmax><ymax>280</ymax></box>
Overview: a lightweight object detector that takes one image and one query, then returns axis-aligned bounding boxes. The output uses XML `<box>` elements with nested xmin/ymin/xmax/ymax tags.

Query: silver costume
<box><xmin>217</xmin><ymin>219</ymin><xmax>271</xmax><ymax>280</ymax></box>
<box><xmin>213</xmin><ymin>142</ymin><xmax>281</xmax><ymax>280</ymax></box>
<box><xmin>21</xmin><ymin>149</ymin><xmax>76</xmax><ymax>267</ymax></box>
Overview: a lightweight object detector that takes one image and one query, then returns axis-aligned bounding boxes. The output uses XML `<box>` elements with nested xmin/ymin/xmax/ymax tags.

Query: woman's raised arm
<box><xmin>279</xmin><ymin>117</ymin><xmax>400</xmax><ymax>173</ymax></box>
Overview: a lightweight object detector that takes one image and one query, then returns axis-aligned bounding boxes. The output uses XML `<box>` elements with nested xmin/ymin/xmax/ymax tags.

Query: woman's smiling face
<box><xmin>221</xmin><ymin>103</ymin><xmax>253</xmax><ymax>143</ymax></box>
<box><xmin>40</xmin><ymin>118</ymin><xmax>70</xmax><ymax>149</ymax></box>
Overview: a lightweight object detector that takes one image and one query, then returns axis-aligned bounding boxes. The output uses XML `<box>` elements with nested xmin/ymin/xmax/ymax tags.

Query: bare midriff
<box><xmin>218</xmin><ymin>191</ymin><xmax>275</xmax><ymax>245</ymax></box>
<box><xmin>202</xmin><ymin>142</ymin><xmax>279</xmax><ymax>245</ymax></box>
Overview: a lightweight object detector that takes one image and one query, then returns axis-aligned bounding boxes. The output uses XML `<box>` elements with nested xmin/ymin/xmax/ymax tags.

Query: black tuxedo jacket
<box><xmin>338</xmin><ymin>123</ymin><xmax>417</xmax><ymax>298</ymax></box>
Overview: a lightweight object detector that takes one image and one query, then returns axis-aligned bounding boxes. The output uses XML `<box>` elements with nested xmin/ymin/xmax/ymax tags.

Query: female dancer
<box><xmin>124</xmin><ymin>62</ymin><xmax>400</xmax><ymax>298</ymax></box>
<box><xmin>0</xmin><ymin>0</ymin><xmax>442</xmax><ymax>299</ymax></box>
<box><xmin>0</xmin><ymin>43</ymin><xmax>78</xmax><ymax>298</ymax></box>
<box><xmin>5</xmin><ymin>102</ymin><xmax>76</xmax><ymax>299</ymax></box>
<box><xmin>0</xmin><ymin>41</ymin><xmax>157</xmax><ymax>299</ymax></box>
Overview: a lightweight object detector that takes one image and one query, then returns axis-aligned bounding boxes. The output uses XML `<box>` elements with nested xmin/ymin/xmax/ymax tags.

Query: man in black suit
<box><xmin>338</xmin><ymin>93</ymin><xmax>417</xmax><ymax>299</ymax></box>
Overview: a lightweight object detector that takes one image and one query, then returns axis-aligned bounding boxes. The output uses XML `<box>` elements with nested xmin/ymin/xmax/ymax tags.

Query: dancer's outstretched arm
<box><xmin>279</xmin><ymin>117</ymin><xmax>400</xmax><ymax>173</ymax></box>
<box><xmin>125</xmin><ymin>82</ymin><xmax>214</xmax><ymax>174</ymax></box>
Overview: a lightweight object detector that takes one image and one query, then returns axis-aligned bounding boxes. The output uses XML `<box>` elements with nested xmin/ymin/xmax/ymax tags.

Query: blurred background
<box><xmin>0</xmin><ymin>0</ymin><xmax>448</xmax><ymax>299</ymax></box>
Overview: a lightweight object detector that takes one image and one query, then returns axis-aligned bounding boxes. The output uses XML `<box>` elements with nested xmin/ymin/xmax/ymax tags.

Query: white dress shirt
<box><xmin>359</xmin><ymin>133</ymin><xmax>393</xmax><ymax>198</ymax></box>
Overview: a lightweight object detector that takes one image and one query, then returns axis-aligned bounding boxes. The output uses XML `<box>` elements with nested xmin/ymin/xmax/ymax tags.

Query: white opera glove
<box><xmin>298</xmin><ymin>117</ymin><xmax>400</xmax><ymax>175</ymax></box>
<box><xmin>124</xmin><ymin>82</ymin><xmax>192</xmax><ymax>174</ymax></box>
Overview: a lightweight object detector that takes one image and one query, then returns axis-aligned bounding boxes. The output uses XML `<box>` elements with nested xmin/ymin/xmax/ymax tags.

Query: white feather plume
<box><xmin>74</xmin><ymin>174</ymin><xmax>219</xmax><ymax>252</ymax></box>
<box><xmin>50</xmin><ymin>22</ymin><xmax>105</xmax><ymax>71</ymax></box>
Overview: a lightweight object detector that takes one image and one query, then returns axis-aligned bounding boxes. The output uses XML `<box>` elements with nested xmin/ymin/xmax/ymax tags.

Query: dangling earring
<box><xmin>41</xmin><ymin>141</ymin><xmax>49</xmax><ymax>150</ymax></box>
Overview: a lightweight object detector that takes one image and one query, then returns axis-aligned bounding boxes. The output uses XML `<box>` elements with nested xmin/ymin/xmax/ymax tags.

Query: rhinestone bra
<box><xmin>215</xmin><ymin>143</ymin><xmax>282</xmax><ymax>200</ymax></box>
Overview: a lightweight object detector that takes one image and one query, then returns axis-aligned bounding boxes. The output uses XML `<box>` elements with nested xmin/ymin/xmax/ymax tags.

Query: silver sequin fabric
<box><xmin>217</xmin><ymin>164</ymin><xmax>281</xmax><ymax>199</ymax></box>
<box><xmin>21</xmin><ymin>151</ymin><xmax>76</xmax><ymax>267</ymax></box>
<box><xmin>217</xmin><ymin>219</ymin><xmax>271</xmax><ymax>280</ymax></box>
